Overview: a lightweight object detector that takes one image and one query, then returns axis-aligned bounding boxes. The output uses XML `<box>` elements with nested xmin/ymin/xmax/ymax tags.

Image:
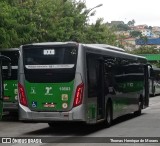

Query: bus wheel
<box><xmin>105</xmin><ymin>102</ymin><xmax>112</xmax><ymax>127</ymax></box>
<box><xmin>134</xmin><ymin>98</ymin><xmax>142</xmax><ymax>116</ymax></box>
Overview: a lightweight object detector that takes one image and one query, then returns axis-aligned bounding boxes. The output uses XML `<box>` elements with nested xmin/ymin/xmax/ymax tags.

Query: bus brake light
<box><xmin>18</xmin><ymin>83</ymin><xmax>28</xmax><ymax>106</ymax></box>
<box><xmin>73</xmin><ymin>83</ymin><xmax>84</xmax><ymax>107</ymax></box>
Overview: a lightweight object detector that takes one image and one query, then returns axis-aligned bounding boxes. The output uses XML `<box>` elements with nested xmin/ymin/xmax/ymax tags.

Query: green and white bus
<box><xmin>0</xmin><ymin>55</ymin><xmax>11</xmax><ymax>120</ymax></box>
<box><xmin>18</xmin><ymin>42</ymin><xmax>149</xmax><ymax>126</ymax></box>
<box><xmin>0</xmin><ymin>48</ymin><xmax>19</xmax><ymax>114</ymax></box>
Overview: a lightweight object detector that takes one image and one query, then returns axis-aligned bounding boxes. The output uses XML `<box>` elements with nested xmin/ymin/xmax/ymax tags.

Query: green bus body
<box><xmin>25</xmin><ymin>80</ymin><xmax>74</xmax><ymax>111</ymax></box>
<box><xmin>0</xmin><ymin>48</ymin><xmax>19</xmax><ymax>113</ymax></box>
<box><xmin>18</xmin><ymin>42</ymin><xmax>149</xmax><ymax>125</ymax></box>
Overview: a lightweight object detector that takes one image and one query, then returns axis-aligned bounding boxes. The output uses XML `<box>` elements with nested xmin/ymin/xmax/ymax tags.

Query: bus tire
<box><xmin>134</xmin><ymin>98</ymin><xmax>142</xmax><ymax>116</ymax></box>
<box><xmin>105</xmin><ymin>101</ymin><xmax>113</xmax><ymax>127</ymax></box>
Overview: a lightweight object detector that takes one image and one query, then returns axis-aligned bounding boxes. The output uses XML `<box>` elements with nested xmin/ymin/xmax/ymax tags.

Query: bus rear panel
<box><xmin>18</xmin><ymin>43</ymin><xmax>86</xmax><ymax>122</ymax></box>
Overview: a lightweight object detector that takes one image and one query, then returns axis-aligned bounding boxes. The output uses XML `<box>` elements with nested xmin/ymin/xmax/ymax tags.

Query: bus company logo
<box><xmin>4</xmin><ymin>84</ymin><xmax>8</xmax><ymax>91</ymax></box>
<box><xmin>30</xmin><ymin>87</ymin><xmax>36</xmax><ymax>94</ymax></box>
<box><xmin>45</xmin><ymin>87</ymin><xmax>53</xmax><ymax>95</ymax></box>
<box><xmin>2</xmin><ymin>138</ymin><xmax>11</xmax><ymax>143</ymax></box>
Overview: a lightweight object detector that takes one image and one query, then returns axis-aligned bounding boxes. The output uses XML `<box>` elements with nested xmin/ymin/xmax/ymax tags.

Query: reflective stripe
<box><xmin>25</xmin><ymin>64</ymin><xmax>74</xmax><ymax>69</ymax></box>
<box><xmin>2</xmin><ymin>66</ymin><xmax>18</xmax><ymax>69</ymax></box>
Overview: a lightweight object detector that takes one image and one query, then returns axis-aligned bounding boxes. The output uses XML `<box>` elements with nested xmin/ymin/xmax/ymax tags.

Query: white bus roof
<box><xmin>86</xmin><ymin>44</ymin><xmax>125</xmax><ymax>52</ymax></box>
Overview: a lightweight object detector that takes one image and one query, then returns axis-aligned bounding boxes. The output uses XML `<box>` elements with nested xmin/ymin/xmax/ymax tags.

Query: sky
<box><xmin>85</xmin><ymin>0</ymin><xmax>160</xmax><ymax>27</ymax></box>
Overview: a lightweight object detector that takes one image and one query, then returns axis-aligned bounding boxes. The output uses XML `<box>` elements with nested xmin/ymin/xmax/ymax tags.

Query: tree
<box><xmin>129</xmin><ymin>46</ymin><xmax>158</xmax><ymax>54</ymax></box>
<box><xmin>130</xmin><ymin>31</ymin><xmax>142</xmax><ymax>38</ymax></box>
<box><xmin>0</xmin><ymin>0</ymin><xmax>119</xmax><ymax>48</ymax></box>
<box><xmin>149</xmin><ymin>26</ymin><xmax>152</xmax><ymax>30</ymax></box>
<box><xmin>84</xmin><ymin>18</ymin><xmax>117</xmax><ymax>45</ymax></box>
<box><xmin>0</xmin><ymin>0</ymin><xmax>87</xmax><ymax>47</ymax></box>
<box><xmin>127</xmin><ymin>19</ymin><xmax>135</xmax><ymax>26</ymax></box>
<box><xmin>139</xmin><ymin>36</ymin><xmax>148</xmax><ymax>45</ymax></box>
<box><xmin>116</xmin><ymin>24</ymin><xmax>130</xmax><ymax>31</ymax></box>
<box><xmin>144</xmin><ymin>26</ymin><xmax>148</xmax><ymax>29</ymax></box>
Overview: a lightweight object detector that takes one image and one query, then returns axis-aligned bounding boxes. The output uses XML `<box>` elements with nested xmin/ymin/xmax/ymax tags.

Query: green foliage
<box><xmin>127</xmin><ymin>19</ymin><xmax>135</xmax><ymax>26</ymax></box>
<box><xmin>139</xmin><ymin>36</ymin><xmax>148</xmax><ymax>45</ymax></box>
<box><xmin>0</xmin><ymin>0</ymin><xmax>118</xmax><ymax>48</ymax></box>
<box><xmin>84</xmin><ymin>18</ymin><xmax>117</xmax><ymax>45</ymax></box>
<box><xmin>130</xmin><ymin>31</ymin><xmax>142</xmax><ymax>38</ymax></box>
<box><xmin>116</xmin><ymin>24</ymin><xmax>130</xmax><ymax>31</ymax></box>
<box><xmin>129</xmin><ymin>46</ymin><xmax>158</xmax><ymax>54</ymax></box>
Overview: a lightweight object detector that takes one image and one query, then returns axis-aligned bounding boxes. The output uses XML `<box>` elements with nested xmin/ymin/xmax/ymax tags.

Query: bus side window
<box><xmin>104</xmin><ymin>57</ymin><xmax>118</xmax><ymax>94</ymax></box>
<box><xmin>87</xmin><ymin>54</ymin><xmax>97</xmax><ymax>98</ymax></box>
<box><xmin>150</xmin><ymin>68</ymin><xmax>154</xmax><ymax>78</ymax></box>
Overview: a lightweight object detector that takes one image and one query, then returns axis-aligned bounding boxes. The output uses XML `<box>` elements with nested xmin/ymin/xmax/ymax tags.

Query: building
<box><xmin>136</xmin><ymin>38</ymin><xmax>160</xmax><ymax>46</ymax></box>
<box><xmin>141</xmin><ymin>29</ymin><xmax>153</xmax><ymax>37</ymax></box>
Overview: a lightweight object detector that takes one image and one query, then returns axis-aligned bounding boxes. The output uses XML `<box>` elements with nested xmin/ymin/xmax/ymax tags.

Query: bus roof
<box><xmin>23</xmin><ymin>42</ymin><xmax>125</xmax><ymax>52</ymax></box>
<box><xmin>23</xmin><ymin>42</ymin><xmax>78</xmax><ymax>46</ymax></box>
<box><xmin>84</xmin><ymin>44</ymin><xmax>147</xmax><ymax>63</ymax></box>
<box><xmin>21</xmin><ymin>42</ymin><xmax>128</xmax><ymax>59</ymax></box>
<box><xmin>86</xmin><ymin>44</ymin><xmax>125</xmax><ymax>52</ymax></box>
<box><xmin>0</xmin><ymin>48</ymin><xmax>19</xmax><ymax>51</ymax></box>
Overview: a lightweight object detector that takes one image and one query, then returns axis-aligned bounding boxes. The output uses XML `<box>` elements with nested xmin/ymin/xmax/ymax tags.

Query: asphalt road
<box><xmin>1</xmin><ymin>96</ymin><xmax>160</xmax><ymax>146</ymax></box>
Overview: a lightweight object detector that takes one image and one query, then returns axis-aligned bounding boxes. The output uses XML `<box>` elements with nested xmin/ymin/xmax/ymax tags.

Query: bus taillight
<box><xmin>18</xmin><ymin>83</ymin><xmax>28</xmax><ymax>106</ymax></box>
<box><xmin>73</xmin><ymin>83</ymin><xmax>84</xmax><ymax>107</ymax></box>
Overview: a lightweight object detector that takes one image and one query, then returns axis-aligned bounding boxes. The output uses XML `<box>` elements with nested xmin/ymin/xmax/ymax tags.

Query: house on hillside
<box><xmin>136</xmin><ymin>38</ymin><xmax>160</xmax><ymax>49</ymax></box>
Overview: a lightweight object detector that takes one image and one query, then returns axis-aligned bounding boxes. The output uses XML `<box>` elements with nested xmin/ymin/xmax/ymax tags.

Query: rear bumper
<box><xmin>3</xmin><ymin>102</ymin><xmax>18</xmax><ymax>112</ymax></box>
<box><xmin>19</xmin><ymin>104</ymin><xmax>86</xmax><ymax>122</ymax></box>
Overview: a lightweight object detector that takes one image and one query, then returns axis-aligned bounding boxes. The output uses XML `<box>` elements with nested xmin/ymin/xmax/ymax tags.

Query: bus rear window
<box><xmin>23</xmin><ymin>45</ymin><xmax>78</xmax><ymax>83</ymax></box>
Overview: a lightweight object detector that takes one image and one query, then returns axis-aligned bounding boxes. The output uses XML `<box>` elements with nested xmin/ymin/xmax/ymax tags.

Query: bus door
<box><xmin>0</xmin><ymin>55</ymin><xmax>11</xmax><ymax>120</ymax></box>
<box><xmin>144</xmin><ymin>64</ymin><xmax>149</xmax><ymax>107</ymax></box>
<box><xmin>96</xmin><ymin>59</ymin><xmax>105</xmax><ymax>120</ymax></box>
